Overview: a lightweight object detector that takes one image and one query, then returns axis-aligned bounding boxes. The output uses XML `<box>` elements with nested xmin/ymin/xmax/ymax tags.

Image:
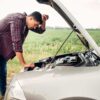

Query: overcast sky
<box><xmin>0</xmin><ymin>0</ymin><xmax>100</xmax><ymax>28</ymax></box>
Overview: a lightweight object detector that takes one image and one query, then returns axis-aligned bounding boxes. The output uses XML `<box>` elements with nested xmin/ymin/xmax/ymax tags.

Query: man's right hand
<box><xmin>23</xmin><ymin>63</ymin><xmax>35</xmax><ymax>68</ymax></box>
<box><xmin>16</xmin><ymin>52</ymin><xmax>35</xmax><ymax>68</ymax></box>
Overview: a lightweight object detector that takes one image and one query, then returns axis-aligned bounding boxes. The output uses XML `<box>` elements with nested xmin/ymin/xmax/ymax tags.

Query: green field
<box><xmin>7</xmin><ymin>28</ymin><xmax>100</xmax><ymax>81</ymax></box>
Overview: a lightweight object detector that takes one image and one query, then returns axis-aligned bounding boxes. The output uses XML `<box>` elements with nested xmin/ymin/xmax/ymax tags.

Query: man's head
<box><xmin>26</xmin><ymin>11</ymin><xmax>43</xmax><ymax>29</ymax></box>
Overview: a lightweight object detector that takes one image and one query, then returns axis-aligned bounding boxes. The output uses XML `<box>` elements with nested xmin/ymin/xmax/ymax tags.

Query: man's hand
<box><xmin>16</xmin><ymin>52</ymin><xmax>35</xmax><ymax>68</ymax></box>
<box><xmin>42</xmin><ymin>14</ymin><xmax>49</xmax><ymax>21</ymax></box>
<box><xmin>23</xmin><ymin>63</ymin><xmax>35</xmax><ymax>68</ymax></box>
<box><xmin>40</xmin><ymin>14</ymin><xmax>49</xmax><ymax>31</ymax></box>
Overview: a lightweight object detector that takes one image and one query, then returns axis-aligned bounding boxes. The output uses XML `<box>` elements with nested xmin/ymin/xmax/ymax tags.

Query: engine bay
<box><xmin>25</xmin><ymin>50</ymin><xmax>100</xmax><ymax>71</ymax></box>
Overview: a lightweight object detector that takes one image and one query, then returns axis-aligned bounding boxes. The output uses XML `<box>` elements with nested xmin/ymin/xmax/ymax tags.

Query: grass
<box><xmin>7</xmin><ymin>28</ymin><xmax>100</xmax><ymax>81</ymax></box>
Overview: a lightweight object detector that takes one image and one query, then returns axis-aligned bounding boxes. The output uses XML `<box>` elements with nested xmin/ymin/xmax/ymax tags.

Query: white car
<box><xmin>4</xmin><ymin>0</ymin><xmax>100</xmax><ymax>100</ymax></box>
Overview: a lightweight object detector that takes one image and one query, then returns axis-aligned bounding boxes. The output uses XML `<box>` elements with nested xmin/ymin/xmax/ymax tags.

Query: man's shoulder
<box><xmin>6</xmin><ymin>12</ymin><xmax>27</xmax><ymax>20</ymax></box>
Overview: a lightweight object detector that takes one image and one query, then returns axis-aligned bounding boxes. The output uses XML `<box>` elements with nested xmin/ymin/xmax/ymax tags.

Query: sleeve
<box><xmin>30</xmin><ymin>27</ymin><xmax>45</xmax><ymax>34</ymax></box>
<box><xmin>10</xmin><ymin>19</ymin><xmax>23</xmax><ymax>52</ymax></box>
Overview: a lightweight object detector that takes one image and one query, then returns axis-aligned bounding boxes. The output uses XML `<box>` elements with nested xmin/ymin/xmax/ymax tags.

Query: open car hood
<box><xmin>36</xmin><ymin>0</ymin><xmax>100</xmax><ymax>56</ymax></box>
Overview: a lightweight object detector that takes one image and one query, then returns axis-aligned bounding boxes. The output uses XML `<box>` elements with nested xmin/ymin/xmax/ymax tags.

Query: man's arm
<box><xmin>16</xmin><ymin>52</ymin><xmax>34</xmax><ymax>68</ymax></box>
<box><xmin>10</xmin><ymin>19</ymin><xmax>23</xmax><ymax>52</ymax></box>
<box><xmin>30</xmin><ymin>14</ymin><xmax>49</xmax><ymax>34</ymax></box>
<box><xmin>30</xmin><ymin>22</ymin><xmax>46</xmax><ymax>34</ymax></box>
<box><xmin>16</xmin><ymin>52</ymin><xmax>26</xmax><ymax>66</ymax></box>
<box><xmin>10</xmin><ymin>19</ymin><xmax>34</xmax><ymax>68</ymax></box>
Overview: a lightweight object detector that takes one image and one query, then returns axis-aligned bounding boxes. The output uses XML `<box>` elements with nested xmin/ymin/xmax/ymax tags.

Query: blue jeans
<box><xmin>0</xmin><ymin>56</ymin><xmax>7</xmax><ymax>96</ymax></box>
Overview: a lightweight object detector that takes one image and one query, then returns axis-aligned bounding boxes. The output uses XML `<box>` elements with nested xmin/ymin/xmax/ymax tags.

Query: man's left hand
<box><xmin>42</xmin><ymin>14</ymin><xmax>49</xmax><ymax>21</ymax></box>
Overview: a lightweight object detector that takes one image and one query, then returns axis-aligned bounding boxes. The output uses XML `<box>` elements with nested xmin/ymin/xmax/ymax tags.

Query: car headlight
<box><xmin>4</xmin><ymin>78</ymin><xmax>26</xmax><ymax>100</ymax></box>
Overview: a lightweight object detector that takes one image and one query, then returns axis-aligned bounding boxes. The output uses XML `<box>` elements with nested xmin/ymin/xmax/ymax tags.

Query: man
<box><xmin>0</xmin><ymin>11</ymin><xmax>48</xmax><ymax>98</ymax></box>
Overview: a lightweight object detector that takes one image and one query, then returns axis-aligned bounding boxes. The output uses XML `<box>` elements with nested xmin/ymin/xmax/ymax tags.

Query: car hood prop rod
<box><xmin>48</xmin><ymin>30</ymin><xmax>74</xmax><ymax>69</ymax></box>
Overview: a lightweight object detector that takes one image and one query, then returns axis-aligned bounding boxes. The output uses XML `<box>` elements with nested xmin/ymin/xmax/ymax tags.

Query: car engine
<box><xmin>25</xmin><ymin>51</ymin><xmax>100</xmax><ymax>71</ymax></box>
